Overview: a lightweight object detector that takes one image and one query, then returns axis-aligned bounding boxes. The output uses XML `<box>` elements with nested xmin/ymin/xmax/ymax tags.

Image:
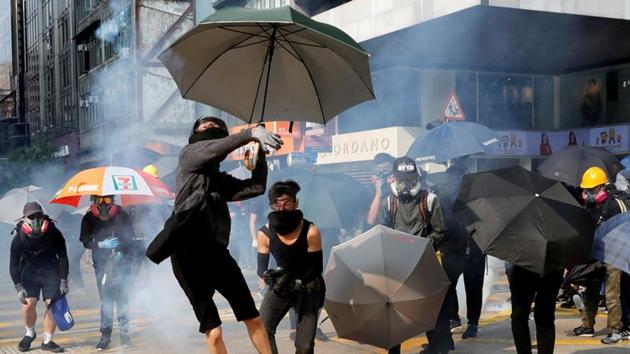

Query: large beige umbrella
<box><xmin>324</xmin><ymin>225</ymin><xmax>450</xmax><ymax>349</ymax></box>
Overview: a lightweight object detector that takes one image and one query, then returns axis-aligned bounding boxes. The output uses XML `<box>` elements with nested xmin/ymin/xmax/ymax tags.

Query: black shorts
<box><xmin>22</xmin><ymin>268</ymin><xmax>61</xmax><ymax>301</ymax></box>
<box><xmin>171</xmin><ymin>246</ymin><xmax>259</xmax><ymax>333</ymax></box>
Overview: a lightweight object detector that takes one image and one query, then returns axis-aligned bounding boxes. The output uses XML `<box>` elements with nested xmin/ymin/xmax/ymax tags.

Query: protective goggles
<box><xmin>94</xmin><ymin>196</ymin><xmax>114</xmax><ymax>205</ymax></box>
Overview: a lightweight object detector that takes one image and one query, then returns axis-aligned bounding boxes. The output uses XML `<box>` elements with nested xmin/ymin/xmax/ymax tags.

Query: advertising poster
<box><xmin>589</xmin><ymin>124</ymin><xmax>629</xmax><ymax>152</ymax></box>
<box><xmin>556</xmin><ymin>129</ymin><xmax>588</xmax><ymax>150</ymax></box>
<box><xmin>526</xmin><ymin>131</ymin><xmax>558</xmax><ymax>156</ymax></box>
<box><xmin>491</xmin><ymin>131</ymin><xmax>528</xmax><ymax>156</ymax></box>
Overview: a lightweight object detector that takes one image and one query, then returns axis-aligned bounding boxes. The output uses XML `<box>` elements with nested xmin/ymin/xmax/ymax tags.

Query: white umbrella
<box><xmin>0</xmin><ymin>185</ymin><xmax>63</xmax><ymax>224</ymax></box>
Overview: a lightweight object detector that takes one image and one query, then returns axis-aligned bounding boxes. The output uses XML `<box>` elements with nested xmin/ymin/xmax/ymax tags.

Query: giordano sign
<box><xmin>317</xmin><ymin>127</ymin><xmax>422</xmax><ymax>164</ymax></box>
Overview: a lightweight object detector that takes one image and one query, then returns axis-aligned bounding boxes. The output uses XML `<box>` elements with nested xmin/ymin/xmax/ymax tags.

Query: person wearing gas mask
<box><xmin>80</xmin><ymin>195</ymin><xmax>135</xmax><ymax>351</ymax></box>
<box><xmin>9</xmin><ymin>202</ymin><xmax>68</xmax><ymax>352</ymax></box>
<box><xmin>256</xmin><ymin>180</ymin><xmax>325</xmax><ymax>354</ymax></box>
<box><xmin>366</xmin><ymin>153</ymin><xmax>395</xmax><ymax>227</ymax></box>
<box><xmin>146</xmin><ymin>116</ymin><xmax>282</xmax><ymax>354</ymax></box>
<box><xmin>569</xmin><ymin>167</ymin><xmax>630</xmax><ymax>344</ymax></box>
<box><xmin>376</xmin><ymin>157</ymin><xmax>451</xmax><ymax>354</ymax></box>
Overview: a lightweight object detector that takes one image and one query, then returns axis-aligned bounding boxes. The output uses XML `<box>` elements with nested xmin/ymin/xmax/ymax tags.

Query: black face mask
<box><xmin>188</xmin><ymin>127</ymin><xmax>229</xmax><ymax>144</ymax></box>
<box><xmin>268</xmin><ymin>210</ymin><xmax>303</xmax><ymax>235</ymax></box>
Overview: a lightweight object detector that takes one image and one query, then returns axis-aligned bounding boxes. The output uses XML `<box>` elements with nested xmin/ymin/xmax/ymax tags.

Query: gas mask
<box><xmin>582</xmin><ymin>188</ymin><xmax>608</xmax><ymax>208</ymax></box>
<box><xmin>90</xmin><ymin>195</ymin><xmax>119</xmax><ymax>220</ymax></box>
<box><xmin>391</xmin><ymin>178</ymin><xmax>422</xmax><ymax>199</ymax></box>
<box><xmin>21</xmin><ymin>214</ymin><xmax>49</xmax><ymax>239</ymax></box>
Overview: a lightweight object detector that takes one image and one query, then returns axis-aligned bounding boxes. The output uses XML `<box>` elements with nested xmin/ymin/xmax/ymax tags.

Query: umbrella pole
<box><xmin>259</xmin><ymin>25</ymin><xmax>278</xmax><ymax>123</ymax></box>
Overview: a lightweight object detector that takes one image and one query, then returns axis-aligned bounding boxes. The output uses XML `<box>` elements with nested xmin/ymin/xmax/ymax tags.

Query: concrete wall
<box><xmin>313</xmin><ymin>0</ymin><xmax>480</xmax><ymax>43</ymax></box>
<box><xmin>491</xmin><ymin>0</ymin><xmax>630</xmax><ymax>20</ymax></box>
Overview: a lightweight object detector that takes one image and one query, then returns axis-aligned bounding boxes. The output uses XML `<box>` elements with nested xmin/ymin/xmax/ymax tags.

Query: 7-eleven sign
<box><xmin>440</xmin><ymin>91</ymin><xmax>465</xmax><ymax>122</ymax></box>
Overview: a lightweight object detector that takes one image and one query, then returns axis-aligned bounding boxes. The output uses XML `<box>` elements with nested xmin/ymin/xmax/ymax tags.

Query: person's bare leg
<box><xmin>244</xmin><ymin>317</ymin><xmax>272</xmax><ymax>354</ymax></box>
<box><xmin>22</xmin><ymin>298</ymin><xmax>37</xmax><ymax>328</ymax></box>
<box><xmin>43</xmin><ymin>300</ymin><xmax>56</xmax><ymax>336</ymax></box>
<box><xmin>205</xmin><ymin>326</ymin><xmax>227</xmax><ymax>354</ymax></box>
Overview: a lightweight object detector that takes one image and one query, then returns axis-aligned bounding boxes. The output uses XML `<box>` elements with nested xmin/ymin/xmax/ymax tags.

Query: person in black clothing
<box><xmin>434</xmin><ymin>162</ymin><xmax>486</xmax><ymax>338</ymax></box>
<box><xmin>80</xmin><ymin>195</ymin><xmax>135</xmax><ymax>351</ymax></box>
<box><xmin>146</xmin><ymin>116</ymin><xmax>282</xmax><ymax>354</ymax></box>
<box><xmin>376</xmin><ymin>157</ymin><xmax>451</xmax><ymax>354</ymax></box>
<box><xmin>9</xmin><ymin>202</ymin><xmax>68</xmax><ymax>352</ymax></box>
<box><xmin>508</xmin><ymin>265</ymin><xmax>564</xmax><ymax>354</ymax></box>
<box><xmin>257</xmin><ymin>180</ymin><xmax>325</xmax><ymax>354</ymax></box>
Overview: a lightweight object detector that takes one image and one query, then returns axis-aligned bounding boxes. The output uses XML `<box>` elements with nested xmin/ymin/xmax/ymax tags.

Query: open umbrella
<box><xmin>538</xmin><ymin>146</ymin><xmax>623</xmax><ymax>187</ymax></box>
<box><xmin>324</xmin><ymin>225</ymin><xmax>450</xmax><ymax>349</ymax></box>
<box><xmin>269</xmin><ymin>167</ymin><xmax>369</xmax><ymax>229</ymax></box>
<box><xmin>453</xmin><ymin>166</ymin><xmax>595</xmax><ymax>274</ymax></box>
<box><xmin>50</xmin><ymin>166</ymin><xmax>175</xmax><ymax>207</ymax></box>
<box><xmin>158</xmin><ymin>6</ymin><xmax>374</xmax><ymax>124</ymax></box>
<box><xmin>406</xmin><ymin>122</ymin><xmax>499</xmax><ymax>163</ymax></box>
<box><xmin>0</xmin><ymin>186</ymin><xmax>63</xmax><ymax>224</ymax></box>
<box><xmin>592</xmin><ymin>212</ymin><xmax>630</xmax><ymax>274</ymax></box>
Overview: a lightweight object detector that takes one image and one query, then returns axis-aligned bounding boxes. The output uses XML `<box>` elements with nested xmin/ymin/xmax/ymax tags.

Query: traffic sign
<box><xmin>440</xmin><ymin>90</ymin><xmax>465</xmax><ymax>121</ymax></box>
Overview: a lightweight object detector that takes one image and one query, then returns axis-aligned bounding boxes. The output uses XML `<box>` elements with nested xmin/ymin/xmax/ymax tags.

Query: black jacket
<box><xmin>146</xmin><ymin>131</ymin><xmax>267</xmax><ymax>264</ymax></box>
<box><xmin>80</xmin><ymin>209</ymin><xmax>134</xmax><ymax>268</ymax></box>
<box><xmin>9</xmin><ymin>221</ymin><xmax>69</xmax><ymax>285</ymax></box>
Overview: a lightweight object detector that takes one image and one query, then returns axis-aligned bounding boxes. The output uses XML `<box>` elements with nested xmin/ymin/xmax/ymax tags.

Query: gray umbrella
<box><xmin>158</xmin><ymin>6</ymin><xmax>374</xmax><ymax>124</ymax></box>
<box><xmin>324</xmin><ymin>225</ymin><xmax>450</xmax><ymax>349</ymax></box>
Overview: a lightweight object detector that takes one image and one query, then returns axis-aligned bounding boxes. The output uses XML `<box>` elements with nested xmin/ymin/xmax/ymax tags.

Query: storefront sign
<box><xmin>317</xmin><ymin>127</ymin><xmax>422</xmax><ymax>164</ymax></box>
<box><xmin>589</xmin><ymin>125</ymin><xmax>629</xmax><ymax>152</ymax></box>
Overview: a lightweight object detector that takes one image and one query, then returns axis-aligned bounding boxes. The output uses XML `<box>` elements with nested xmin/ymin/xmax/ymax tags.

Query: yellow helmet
<box><xmin>580</xmin><ymin>166</ymin><xmax>608</xmax><ymax>189</ymax></box>
<box><xmin>142</xmin><ymin>164</ymin><xmax>159</xmax><ymax>178</ymax></box>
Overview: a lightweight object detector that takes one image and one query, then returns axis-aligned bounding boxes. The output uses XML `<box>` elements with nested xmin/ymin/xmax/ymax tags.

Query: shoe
<box><xmin>449</xmin><ymin>319</ymin><xmax>462</xmax><ymax>332</ymax></box>
<box><xmin>121</xmin><ymin>334</ymin><xmax>131</xmax><ymax>348</ymax></box>
<box><xmin>572</xmin><ymin>294</ymin><xmax>584</xmax><ymax>312</ymax></box>
<box><xmin>559</xmin><ymin>299</ymin><xmax>575</xmax><ymax>308</ymax></box>
<box><xmin>601</xmin><ymin>332</ymin><xmax>624</xmax><ymax>344</ymax></box>
<box><xmin>41</xmin><ymin>341</ymin><xmax>64</xmax><ymax>352</ymax></box>
<box><xmin>95</xmin><ymin>335</ymin><xmax>110</xmax><ymax>351</ymax></box>
<box><xmin>571</xmin><ymin>325</ymin><xmax>595</xmax><ymax>337</ymax></box>
<box><xmin>18</xmin><ymin>333</ymin><xmax>36</xmax><ymax>352</ymax></box>
<box><xmin>462</xmin><ymin>324</ymin><xmax>478</xmax><ymax>338</ymax></box>
<box><xmin>315</xmin><ymin>328</ymin><xmax>329</xmax><ymax>341</ymax></box>
<box><xmin>622</xmin><ymin>329</ymin><xmax>630</xmax><ymax>341</ymax></box>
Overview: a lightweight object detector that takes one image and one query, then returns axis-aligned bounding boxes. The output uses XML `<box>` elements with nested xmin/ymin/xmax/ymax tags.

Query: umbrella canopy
<box><xmin>592</xmin><ymin>212</ymin><xmax>630</xmax><ymax>274</ymax></box>
<box><xmin>0</xmin><ymin>185</ymin><xmax>63</xmax><ymax>224</ymax></box>
<box><xmin>454</xmin><ymin>166</ymin><xmax>595</xmax><ymax>274</ymax></box>
<box><xmin>324</xmin><ymin>225</ymin><xmax>450</xmax><ymax>349</ymax></box>
<box><xmin>620</xmin><ymin>155</ymin><xmax>630</xmax><ymax>169</ymax></box>
<box><xmin>158</xmin><ymin>6</ymin><xmax>374</xmax><ymax>123</ymax></box>
<box><xmin>50</xmin><ymin>166</ymin><xmax>175</xmax><ymax>207</ymax></box>
<box><xmin>538</xmin><ymin>146</ymin><xmax>623</xmax><ymax>187</ymax></box>
<box><xmin>406</xmin><ymin>122</ymin><xmax>499</xmax><ymax>163</ymax></box>
<box><xmin>269</xmin><ymin>167</ymin><xmax>369</xmax><ymax>229</ymax></box>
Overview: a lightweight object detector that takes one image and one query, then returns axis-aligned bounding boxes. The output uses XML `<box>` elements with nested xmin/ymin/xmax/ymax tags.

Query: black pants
<box><xmin>509</xmin><ymin>265</ymin><xmax>563</xmax><ymax>354</ymax></box>
<box><xmin>260</xmin><ymin>278</ymin><xmax>324</xmax><ymax>354</ymax></box>
<box><xmin>445</xmin><ymin>243</ymin><xmax>485</xmax><ymax>325</ymax></box>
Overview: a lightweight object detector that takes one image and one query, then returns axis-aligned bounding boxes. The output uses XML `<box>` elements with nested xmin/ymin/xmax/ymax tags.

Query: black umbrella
<box><xmin>538</xmin><ymin>146</ymin><xmax>623</xmax><ymax>187</ymax></box>
<box><xmin>454</xmin><ymin>166</ymin><xmax>595</xmax><ymax>274</ymax></box>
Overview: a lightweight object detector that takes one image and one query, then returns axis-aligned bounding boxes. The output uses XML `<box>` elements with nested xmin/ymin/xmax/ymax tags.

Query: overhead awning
<box><xmin>363</xmin><ymin>5</ymin><xmax>630</xmax><ymax>75</ymax></box>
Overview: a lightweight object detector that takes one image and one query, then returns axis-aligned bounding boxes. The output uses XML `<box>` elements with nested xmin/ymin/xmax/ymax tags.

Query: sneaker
<box><xmin>571</xmin><ymin>325</ymin><xmax>595</xmax><ymax>337</ymax></box>
<box><xmin>121</xmin><ymin>334</ymin><xmax>131</xmax><ymax>348</ymax></box>
<box><xmin>18</xmin><ymin>333</ymin><xmax>36</xmax><ymax>352</ymax></box>
<box><xmin>449</xmin><ymin>319</ymin><xmax>462</xmax><ymax>332</ymax></box>
<box><xmin>622</xmin><ymin>330</ymin><xmax>630</xmax><ymax>341</ymax></box>
<box><xmin>41</xmin><ymin>341</ymin><xmax>64</xmax><ymax>352</ymax></box>
<box><xmin>96</xmin><ymin>335</ymin><xmax>110</xmax><ymax>351</ymax></box>
<box><xmin>462</xmin><ymin>324</ymin><xmax>478</xmax><ymax>338</ymax></box>
<box><xmin>315</xmin><ymin>328</ymin><xmax>329</xmax><ymax>341</ymax></box>
<box><xmin>601</xmin><ymin>332</ymin><xmax>624</xmax><ymax>344</ymax></box>
<box><xmin>572</xmin><ymin>294</ymin><xmax>584</xmax><ymax>312</ymax></box>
